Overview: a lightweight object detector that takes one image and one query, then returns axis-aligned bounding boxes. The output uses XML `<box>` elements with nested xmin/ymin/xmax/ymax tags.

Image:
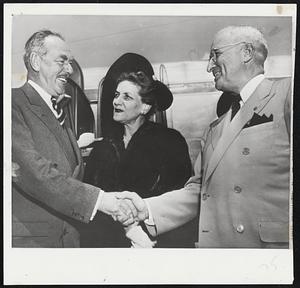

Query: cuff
<box><xmin>144</xmin><ymin>199</ymin><xmax>155</xmax><ymax>225</ymax></box>
<box><xmin>143</xmin><ymin>199</ymin><xmax>157</xmax><ymax>237</ymax></box>
<box><xmin>90</xmin><ymin>189</ymin><xmax>104</xmax><ymax>221</ymax></box>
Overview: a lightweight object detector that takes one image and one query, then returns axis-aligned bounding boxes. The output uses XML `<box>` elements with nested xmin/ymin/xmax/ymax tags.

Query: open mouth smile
<box><xmin>57</xmin><ymin>75</ymin><xmax>69</xmax><ymax>84</ymax></box>
<box><xmin>213</xmin><ymin>70</ymin><xmax>221</xmax><ymax>80</ymax></box>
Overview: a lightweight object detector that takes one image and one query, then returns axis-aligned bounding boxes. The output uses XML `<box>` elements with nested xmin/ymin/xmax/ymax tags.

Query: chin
<box><xmin>113</xmin><ymin>116</ymin><xmax>122</xmax><ymax>123</ymax></box>
<box><xmin>55</xmin><ymin>88</ymin><xmax>65</xmax><ymax>96</ymax></box>
<box><xmin>215</xmin><ymin>80</ymin><xmax>224</xmax><ymax>91</ymax></box>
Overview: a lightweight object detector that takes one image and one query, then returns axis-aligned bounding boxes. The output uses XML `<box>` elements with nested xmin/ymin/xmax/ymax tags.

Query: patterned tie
<box><xmin>51</xmin><ymin>96</ymin><xmax>67</xmax><ymax>126</ymax></box>
<box><xmin>230</xmin><ymin>94</ymin><xmax>242</xmax><ymax>120</ymax></box>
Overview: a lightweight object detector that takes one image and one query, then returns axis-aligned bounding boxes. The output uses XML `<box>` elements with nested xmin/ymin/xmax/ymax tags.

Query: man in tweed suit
<box><xmin>12</xmin><ymin>30</ymin><xmax>135</xmax><ymax>247</ymax></box>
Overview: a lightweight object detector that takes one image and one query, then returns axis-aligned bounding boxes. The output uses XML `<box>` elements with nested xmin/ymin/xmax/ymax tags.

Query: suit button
<box><xmin>234</xmin><ymin>185</ymin><xmax>242</xmax><ymax>193</ymax></box>
<box><xmin>242</xmin><ymin>147</ymin><xmax>250</xmax><ymax>155</ymax></box>
<box><xmin>236</xmin><ymin>224</ymin><xmax>244</xmax><ymax>233</ymax></box>
<box><xmin>202</xmin><ymin>193</ymin><xmax>209</xmax><ymax>201</ymax></box>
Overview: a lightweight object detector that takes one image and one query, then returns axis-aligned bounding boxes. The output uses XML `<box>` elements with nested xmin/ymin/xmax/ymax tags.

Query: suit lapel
<box><xmin>203</xmin><ymin>79</ymin><xmax>274</xmax><ymax>185</ymax></box>
<box><xmin>22</xmin><ymin>83</ymin><xmax>77</xmax><ymax>167</ymax></box>
<box><xmin>202</xmin><ymin>112</ymin><xmax>230</xmax><ymax>182</ymax></box>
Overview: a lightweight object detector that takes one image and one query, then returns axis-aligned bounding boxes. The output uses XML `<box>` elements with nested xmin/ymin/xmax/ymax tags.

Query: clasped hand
<box><xmin>99</xmin><ymin>191</ymin><xmax>149</xmax><ymax>226</ymax></box>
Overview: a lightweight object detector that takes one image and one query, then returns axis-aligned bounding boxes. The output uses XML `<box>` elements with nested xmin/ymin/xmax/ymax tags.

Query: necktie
<box><xmin>51</xmin><ymin>96</ymin><xmax>67</xmax><ymax>126</ymax></box>
<box><xmin>230</xmin><ymin>94</ymin><xmax>242</xmax><ymax>120</ymax></box>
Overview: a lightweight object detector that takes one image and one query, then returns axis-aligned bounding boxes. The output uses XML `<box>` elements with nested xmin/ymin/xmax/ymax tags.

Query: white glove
<box><xmin>125</xmin><ymin>224</ymin><xmax>156</xmax><ymax>248</ymax></box>
<box><xmin>77</xmin><ymin>132</ymin><xmax>95</xmax><ymax>148</ymax></box>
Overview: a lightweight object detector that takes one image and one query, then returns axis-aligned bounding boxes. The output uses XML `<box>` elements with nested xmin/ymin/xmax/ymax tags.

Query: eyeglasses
<box><xmin>209</xmin><ymin>41</ymin><xmax>251</xmax><ymax>63</ymax></box>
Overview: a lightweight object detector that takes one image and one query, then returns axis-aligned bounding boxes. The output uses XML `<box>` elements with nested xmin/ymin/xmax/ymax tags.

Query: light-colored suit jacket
<box><xmin>12</xmin><ymin>83</ymin><xmax>99</xmax><ymax>247</ymax></box>
<box><xmin>148</xmin><ymin>77</ymin><xmax>291</xmax><ymax>248</ymax></box>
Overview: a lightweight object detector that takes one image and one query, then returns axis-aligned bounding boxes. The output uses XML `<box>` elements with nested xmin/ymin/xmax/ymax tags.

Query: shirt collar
<box><xmin>28</xmin><ymin>80</ymin><xmax>56</xmax><ymax>115</ymax></box>
<box><xmin>28</xmin><ymin>80</ymin><xmax>71</xmax><ymax>116</ymax></box>
<box><xmin>240</xmin><ymin>74</ymin><xmax>265</xmax><ymax>104</ymax></box>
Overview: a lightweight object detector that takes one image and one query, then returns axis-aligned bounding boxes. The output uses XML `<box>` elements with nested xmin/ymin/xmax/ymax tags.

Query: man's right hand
<box><xmin>116</xmin><ymin>191</ymin><xmax>149</xmax><ymax>225</ymax></box>
<box><xmin>97</xmin><ymin>192</ymin><xmax>138</xmax><ymax>225</ymax></box>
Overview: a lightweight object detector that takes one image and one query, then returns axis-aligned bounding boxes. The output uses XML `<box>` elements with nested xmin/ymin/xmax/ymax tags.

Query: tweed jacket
<box><xmin>12</xmin><ymin>83</ymin><xmax>99</xmax><ymax>247</ymax></box>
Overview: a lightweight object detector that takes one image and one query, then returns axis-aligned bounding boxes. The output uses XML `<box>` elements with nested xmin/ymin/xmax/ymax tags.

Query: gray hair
<box><xmin>23</xmin><ymin>30</ymin><xmax>65</xmax><ymax>70</ymax></box>
<box><xmin>216</xmin><ymin>26</ymin><xmax>268</xmax><ymax>65</ymax></box>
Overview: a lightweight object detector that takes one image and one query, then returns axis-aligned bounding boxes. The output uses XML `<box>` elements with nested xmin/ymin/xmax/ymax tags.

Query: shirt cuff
<box><xmin>143</xmin><ymin>199</ymin><xmax>157</xmax><ymax>237</ymax></box>
<box><xmin>90</xmin><ymin>189</ymin><xmax>104</xmax><ymax>221</ymax></box>
<box><xmin>144</xmin><ymin>199</ymin><xmax>155</xmax><ymax>225</ymax></box>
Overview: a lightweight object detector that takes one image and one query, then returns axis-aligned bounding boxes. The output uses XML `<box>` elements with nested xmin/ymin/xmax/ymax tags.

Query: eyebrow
<box><xmin>123</xmin><ymin>92</ymin><xmax>132</xmax><ymax>98</ymax></box>
<box><xmin>57</xmin><ymin>54</ymin><xmax>74</xmax><ymax>61</ymax></box>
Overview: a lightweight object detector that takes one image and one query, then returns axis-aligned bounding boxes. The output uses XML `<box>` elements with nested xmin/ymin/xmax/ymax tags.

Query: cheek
<box><xmin>41</xmin><ymin>66</ymin><xmax>57</xmax><ymax>82</ymax></box>
<box><xmin>128</xmin><ymin>104</ymin><xmax>142</xmax><ymax>117</ymax></box>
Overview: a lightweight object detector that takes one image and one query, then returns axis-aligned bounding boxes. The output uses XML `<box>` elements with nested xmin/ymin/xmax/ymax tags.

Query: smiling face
<box><xmin>207</xmin><ymin>32</ymin><xmax>244</xmax><ymax>93</ymax></box>
<box><xmin>113</xmin><ymin>80</ymin><xmax>145</xmax><ymax>125</ymax></box>
<box><xmin>35</xmin><ymin>36</ymin><xmax>73</xmax><ymax>96</ymax></box>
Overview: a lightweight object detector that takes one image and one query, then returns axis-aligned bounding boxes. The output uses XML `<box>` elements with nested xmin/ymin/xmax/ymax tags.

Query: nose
<box><xmin>65</xmin><ymin>62</ymin><xmax>73</xmax><ymax>75</ymax></box>
<box><xmin>207</xmin><ymin>57</ymin><xmax>215</xmax><ymax>73</ymax></box>
<box><xmin>113</xmin><ymin>95</ymin><xmax>121</xmax><ymax>106</ymax></box>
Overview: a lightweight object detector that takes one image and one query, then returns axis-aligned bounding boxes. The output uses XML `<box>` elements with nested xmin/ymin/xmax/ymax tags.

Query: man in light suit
<box><xmin>119</xmin><ymin>26</ymin><xmax>291</xmax><ymax>248</ymax></box>
<box><xmin>12</xmin><ymin>30</ymin><xmax>136</xmax><ymax>247</ymax></box>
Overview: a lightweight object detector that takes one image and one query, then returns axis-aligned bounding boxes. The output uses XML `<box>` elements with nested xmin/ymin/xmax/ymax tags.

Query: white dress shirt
<box><xmin>238</xmin><ymin>74</ymin><xmax>265</xmax><ymax>108</ymax></box>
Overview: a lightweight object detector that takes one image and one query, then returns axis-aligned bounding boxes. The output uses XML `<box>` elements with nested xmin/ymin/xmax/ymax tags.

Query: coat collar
<box><xmin>203</xmin><ymin>78</ymin><xmax>274</xmax><ymax>185</ymax></box>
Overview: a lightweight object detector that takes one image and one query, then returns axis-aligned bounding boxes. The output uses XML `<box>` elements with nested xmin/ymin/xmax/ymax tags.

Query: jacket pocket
<box><xmin>258</xmin><ymin>221</ymin><xmax>289</xmax><ymax>243</ymax></box>
<box><xmin>12</xmin><ymin>221</ymin><xmax>50</xmax><ymax>237</ymax></box>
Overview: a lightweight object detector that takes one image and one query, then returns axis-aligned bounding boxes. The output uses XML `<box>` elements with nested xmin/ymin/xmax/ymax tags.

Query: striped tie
<box><xmin>51</xmin><ymin>96</ymin><xmax>67</xmax><ymax>126</ymax></box>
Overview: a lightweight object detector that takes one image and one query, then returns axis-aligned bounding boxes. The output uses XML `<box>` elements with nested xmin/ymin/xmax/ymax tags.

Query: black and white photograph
<box><xmin>4</xmin><ymin>3</ymin><xmax>296</xmax><ymax>285</ymax></box>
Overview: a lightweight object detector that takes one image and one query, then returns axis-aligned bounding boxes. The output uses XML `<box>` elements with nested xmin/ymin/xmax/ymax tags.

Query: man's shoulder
<box><xmin>12</xmin><ymin>85</ymin><xmax>28</xmax><ymax>106</ymax></box>
<box><xmin>268</xmin><ymin>77</ymin><xmax>291</xmax><ymax>92</ymax></box>
<box><xmin>12</xmin><ymin>82</ymin><xmax>39</xmax><ymax>108</ymax></box>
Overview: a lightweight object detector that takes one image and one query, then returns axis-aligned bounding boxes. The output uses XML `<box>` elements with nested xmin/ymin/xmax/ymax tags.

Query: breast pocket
<box><xmin>242</xmin><ymin>121</ymin><xmax>274</xmax><ymax>135</ymax></box>
<box><xmin>13</xmin><ymin>221</ymin><xmax>50</xmax><ymax>237</ymax></box>
<box><xmin>12</xmin><ymin>221</ymin><xmax>50</xmax><ymax>247</ymax></box>
<box><xmin>239</xmin><ymin>122</ymin><xmax>275</xmax><ymax>153</ymax></box>
<box><xmin>258</xmin><ymin>221</ymin><xmax>289</xmax><ymax>248</ymax></box>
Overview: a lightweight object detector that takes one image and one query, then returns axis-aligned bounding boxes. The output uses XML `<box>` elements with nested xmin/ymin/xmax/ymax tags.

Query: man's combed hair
<box><xmin>217</xmin><ymin>26</ymin><xmax>268</xmax><ymax>65</ymax></box>
<box><xmin>23</xmin><ymin>30</ymin><xmax>65</xmax><ymax>70</ymax></box>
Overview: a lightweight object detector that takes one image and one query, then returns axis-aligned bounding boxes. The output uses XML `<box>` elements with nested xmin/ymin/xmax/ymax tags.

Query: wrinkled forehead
<box><xmin>117</xmin><ymin>80</ymin><xmax>140</xmax><ymax>91</ymax></box>
<box><xmin>44</xmin><ymin>35</ymin><xmax>72</xmax><ymax>57</ymax></box>
<box><xmin>211</xmin><ymin>30</ymin><xmax>244</xmax><ymax>49</ymax></box>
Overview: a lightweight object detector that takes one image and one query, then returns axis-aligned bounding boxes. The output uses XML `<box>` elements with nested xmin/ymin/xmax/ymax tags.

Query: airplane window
<box><xmin>166</xmin><ymin>89</ymin><xmax>220</xmax><ymax>166</ymax></box>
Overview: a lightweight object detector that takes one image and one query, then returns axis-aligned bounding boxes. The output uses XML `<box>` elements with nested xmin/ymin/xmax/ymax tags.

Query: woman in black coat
<box><xmin>82</xmin><ymin>55</ymin><xmax>197</xmax><ymax>248</ymax></box>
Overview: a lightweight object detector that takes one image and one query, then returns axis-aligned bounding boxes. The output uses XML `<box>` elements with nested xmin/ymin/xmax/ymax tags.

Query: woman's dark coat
<box><xmin>81</xmin><ymin>121</ymin><xmax>198</xmax><ymax>248</ymax></box>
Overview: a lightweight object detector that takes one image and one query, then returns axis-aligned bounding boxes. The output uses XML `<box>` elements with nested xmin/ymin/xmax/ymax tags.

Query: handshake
<box><xmin>98</xmin><ymin>191</ymin><xmax>149</xmax><ymax>226</ymax></box>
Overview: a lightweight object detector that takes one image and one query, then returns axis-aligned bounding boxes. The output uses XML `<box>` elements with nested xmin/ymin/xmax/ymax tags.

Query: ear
<box><xmin>141</xmin><ymin>104</ymin><xmax>152</xmax><ymax>115</ymax></box>
<box><xmin>242</xmin><ymin>43</ymin><xmax>254</xmax><ymax>64</ymax></box>
<box><xmin>29</xmin><ymin>52</ymin><xmax>42</xmax><ymax>72</ymax></box>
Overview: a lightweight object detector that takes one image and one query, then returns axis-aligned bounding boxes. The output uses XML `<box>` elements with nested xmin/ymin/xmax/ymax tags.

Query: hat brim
<box><xmin>154</xmin><ymin>81</ymin><xmax>173</xmax><ymax>111</ymax></box>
